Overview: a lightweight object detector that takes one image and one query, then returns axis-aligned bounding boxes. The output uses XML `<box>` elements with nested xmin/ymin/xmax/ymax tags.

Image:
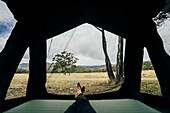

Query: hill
<box><xmin>83</xmin><ymin>65</ymin><xmax>106</xmax><ymax>69</ymax></box>
<box><xmin>18</xmin><ymin>63</ymin><xmax>29</xmax><ymax>69</ymax></box>
<box><xmin>18</xmin><ymin>63</ymin><xmax>115</xmax><ymax>70</ymax></box>
<box><xmin>18</xmin><ymin>63</ymin><xmax>51</xmax><ymax>70</ymax></box>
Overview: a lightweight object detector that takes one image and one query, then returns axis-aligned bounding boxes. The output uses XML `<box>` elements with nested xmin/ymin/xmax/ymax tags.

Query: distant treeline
<box><xmin>16</xmin><ymin>68</ymin><xmax>29</xmax><ymax>73</ymax></box>
<box><xmin>142</xmin><ymin>61</ymin><xmax>154</xmax><ymax>70</ymax></box>
<box><xmin>51</xmin><ymin>65</ymin><xmax>109</xmax><ymax>73</ymax></box>
<box><xmin>16</xmin><ymin>61</ymin><xmax>154</xmax><ymax>73</ymax></box>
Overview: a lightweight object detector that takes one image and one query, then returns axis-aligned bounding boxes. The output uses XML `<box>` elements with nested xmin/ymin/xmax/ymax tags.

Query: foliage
<box><xmin>142</xmin><ymin>61</ymin><xmax>154</xmax><ymax>70</ymax></box>
<box><xmin>51</xmin><ymin>61</ymin><xmax>153</xmax><ymax>73</ymax></box>
<box><xmin>153</xmin><ymin>11</ymin><xmax>170</xmax><ymax>27</ymax></box>
<box><xmin>112</xmin><ymin>65</ymin><xmax>116</xmax><ymax>72</ymax></box>
<box><xmin>52</xmin><ymin>51</ymin><xmax>79</xmax><ymax>74</ymax></box>
<box><xmin>16</xmin><ymin>68</ymin><xmax>29</xmax><ymax>73</ymax></box>
<box><xmin>51</xmin><ymin>63</ymin><xmax>61</xmax><ymax>73</ymax></box>
<box><xmin>73</xmin><ymin>66</ymin><xmax>91</xmax><ymax>73</ymax></box>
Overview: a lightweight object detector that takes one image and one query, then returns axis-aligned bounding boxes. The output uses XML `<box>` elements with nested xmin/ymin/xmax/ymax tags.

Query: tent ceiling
<box><xmin>45</xmin><ymin>8</ymin><xmax>127</xmax><ymax>38</ymax></box>
<box><xmin>2</xmin><ymin>0</ymin><xmax>169</xmax><ymax>39</ymax></box>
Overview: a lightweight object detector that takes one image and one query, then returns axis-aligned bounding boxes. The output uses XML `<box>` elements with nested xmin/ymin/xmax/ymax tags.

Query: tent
<box><xmin>0</xmin><ymin>0</ymin><xmax>170</xmax><ymax>112</ymax></box>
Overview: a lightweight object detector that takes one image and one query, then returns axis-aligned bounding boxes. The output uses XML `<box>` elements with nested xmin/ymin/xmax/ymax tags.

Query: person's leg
<box><xmin>75</xmin><ymin>83</ymin><xmax>96</xmax><ymax>113</ymax></box>
<box><xmin>64</xmin><ymin>83</ymin><xmax>82</xmax><ymax>113</ymax></box>
<box><xmin>76</xmin><ymin>94</ymin><xmax>96</xmax><ymax>113</ymax></box>
<box><xmin>65</xmin><ymin>83</ymin><xmax>96</xmax><ymax>113</ymax></box>
<box><xmin>64</xmin><ymin>102</ymin><xmax>76</xmax><ymax>113</ymax></box>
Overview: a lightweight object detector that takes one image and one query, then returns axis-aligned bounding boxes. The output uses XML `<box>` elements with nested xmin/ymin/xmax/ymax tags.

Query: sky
<box><xmin>46</xmin><ymin>24</ymin><xmax>124</xmax><ymax>65</ymax></box>
<box><xmin>0</xmin><ymin>1</ymin><xmax>170</xmax><ymax>66</ymax></box>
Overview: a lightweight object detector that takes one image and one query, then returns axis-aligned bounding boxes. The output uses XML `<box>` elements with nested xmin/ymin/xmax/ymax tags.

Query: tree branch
<box><xmin>93</xmin><ymin>25</ymin><xmax>103</xmax><ymax>32</ymax></box>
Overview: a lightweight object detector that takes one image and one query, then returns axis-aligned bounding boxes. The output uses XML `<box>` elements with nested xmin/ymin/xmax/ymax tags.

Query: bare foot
<box><xmin>75</xmin><ymin>83</ymin><xmax>85</xmax><ymax>98</ymax></box>
<box><xmin>75</xmin><ymin>83</ymin><xmax>82</xmax><ymax>98</ymax></box>
<box><xmin>81</xmin><ymin>86</ymin><xmax>85</xmax><ymax>95</ymax></box>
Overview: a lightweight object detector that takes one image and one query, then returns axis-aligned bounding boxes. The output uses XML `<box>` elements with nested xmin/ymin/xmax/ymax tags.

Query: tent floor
<box><xmin>1</xmin><ymin>93</ymin><xmax>170</xmax><ymax>113</ymax></box>
<box><xmin>4</xmin><ymin>99</ymin><xmax>161</xmax><ymax>113</ymax></box>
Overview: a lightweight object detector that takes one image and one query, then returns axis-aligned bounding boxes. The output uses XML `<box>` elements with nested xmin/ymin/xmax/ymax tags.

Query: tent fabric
<box><xmin>1</xmin><ymin>0</ymin><xmax>167</xmax><ymax>39</ymax></box>
<box><xmin>1</xmin><ymin>0</ymin><xmax>170</xmax><ymax>102</ymax></box>
<box><xmin>4</xmin><ymin>99</ymin><xmax>160</xmax><ymax>113</ymax></box>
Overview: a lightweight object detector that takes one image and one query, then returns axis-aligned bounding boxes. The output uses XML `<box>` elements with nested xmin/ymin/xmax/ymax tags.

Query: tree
<box><xmin>52</xmin><ymin>51</ymin><xmax>79</xmax><ymax>75</ymax></box>
<box><xmin>153</xmin><ymin>11</ymin><xmax>170</xmax><ymax>27</ymax></box>
<box><xmin>116</xmin><ymin>36</ymin><xmax>124</xmax><ymax>82</ymax></box>
<box><xmin>51</xmin><ymin>63</ymin><xmax>60</xmax><ymax>73</ymax></box>
<box><xmin>70</xmin><ymin>65</ymin><xmax>77</xmax><ymax>73</ymax></box>
<box><xmin>94</xmin><ymin>26</ymin><xmax>115</xmax><ymax>81</ymax></box>
<box><xmin>142</xmin><ymin>61</ymin><xmax>154</xmax><ymax>70</ymax></box>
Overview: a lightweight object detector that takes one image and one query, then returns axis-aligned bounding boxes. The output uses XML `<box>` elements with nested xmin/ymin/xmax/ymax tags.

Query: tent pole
<box><xmin>0</xmin><ymin>21</ymin><xmax>29</xmax><ymax>102</ymax></box>
<box><xmin>27</xmin><ymin>35</ymin><xmax>47</xmax><ymax>100</ymax></box>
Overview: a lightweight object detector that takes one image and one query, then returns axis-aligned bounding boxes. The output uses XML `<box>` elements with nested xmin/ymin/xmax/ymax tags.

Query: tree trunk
<box><xmin>94</xmin><ymin>26</ymin><xmax>115</xmax><ymax>81</ymax></box>
<box><xmin>116</xmin><ymin>36</ymin><xmax>124</xmax><ymax>83</ymax></box>
<box><xmin>97</xmin><ymin>28</ymin><xmax>115</xmax><ymax>81</ymax></box>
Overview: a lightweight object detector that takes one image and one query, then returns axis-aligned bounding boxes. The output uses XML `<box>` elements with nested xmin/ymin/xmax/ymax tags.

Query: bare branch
<box><xmin>93</xmin><ymin>25</ymin><xmax>103</xmax><ymax>32</ymax></box>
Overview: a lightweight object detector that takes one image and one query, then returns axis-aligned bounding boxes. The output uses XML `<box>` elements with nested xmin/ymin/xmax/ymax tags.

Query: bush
<box><xmin>142</xmin><ymin>61</ymin><xmax>154</xmax><ymax>70</ymax></box>
<box><xmin>16</xmin><ymin>68</ymin><xmax>29</xmax><ymax>73</ymax></box>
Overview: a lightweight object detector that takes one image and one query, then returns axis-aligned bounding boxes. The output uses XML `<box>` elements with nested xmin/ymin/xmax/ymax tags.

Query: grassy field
<box><xmin>141</xmin><ymin>70</ymin><xmax>157</xmax><ymax>78</ymax></box>
<box><xmin>5</xmin><ymin>70</ymin><xmax>161</xmax><ymax>100</ymax></box>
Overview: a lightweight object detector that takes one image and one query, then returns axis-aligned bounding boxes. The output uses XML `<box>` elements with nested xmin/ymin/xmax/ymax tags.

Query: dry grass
<box><xmin>140</xmin><ymin>80</ymin><xmax>162</xmax><ymax>96</ymax></box>
<box><xmin>5</xmin><ymin>74</ymin><xmax>29</xmax><ymax>100</ymax></box>
<box><xmin>46</xmin><ymin>73</ymin><xmax>121</xmax><ymax>95</ymax></box>
<box><xmin>141</xmin><ymin>70</ymin><xmax>156</xmax><ymax>78</ymax></box>
<box><xmin>5</xmin><ymin>71</ymin><xmax>160</xmax><ymax>100</ymax></box>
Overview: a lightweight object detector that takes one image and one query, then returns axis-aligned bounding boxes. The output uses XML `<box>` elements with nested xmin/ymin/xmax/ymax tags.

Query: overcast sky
<box><xmin>0</xmin><ymin>1</ymin><xmax>170</xmax><ymax>66</ymax></box>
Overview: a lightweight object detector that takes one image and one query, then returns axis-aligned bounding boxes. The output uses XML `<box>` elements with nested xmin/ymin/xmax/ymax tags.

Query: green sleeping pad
<box><xmin>4</xmin><ymin>99</ymin><xmax>160</xmax><ymax>113</ymax></box>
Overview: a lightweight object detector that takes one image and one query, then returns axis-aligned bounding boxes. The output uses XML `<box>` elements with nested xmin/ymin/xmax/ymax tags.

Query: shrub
<box><xmin>16</xmin><ymin>68</ymin><xmax>29</xmax><ymax>73</ymax></box>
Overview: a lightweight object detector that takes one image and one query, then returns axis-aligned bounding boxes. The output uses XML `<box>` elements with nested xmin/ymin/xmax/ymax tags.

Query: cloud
<box><xmin>0</xmin><ymin>22</ymin><xmax>14</xmax><ymax>53</ymax></box>
<box><xmin>0</xmin><ymin>36</ymin><xmax>8</xmax><ymax>51</ymax></box>
<box><xmin>0</xmin><ymin>1</ymin><xmax>15</xmax><ymax>22</ymax></box>
<box><xmin>47</xmin><ymin>23</ymin><xmax>120</xmax><ymax>65</ymax></box>
<box><xmin>0</xmin><ymin>1</ymin><xmax>16</xmax><ymax>31</ymax></box>
<box><xmin>0</xmin><ymin>24</ymin><xmax>7</xmax><ymax>33</ymax></box>
<box><xmin>76</xmin><ymin>54</ymin><xmax>105</xmax><ymax>65</ymax></box>
<box><xmin>0</xmin><ymin>1</ymin><xmax>16</xmax><ymax>52</ymax></box>
<box><xmin>0</xmin><ymin>21</ymin><xmax>15</xmax><ymax>53</ymax></box>
<box><xmin>0</xmin><ymin>21</ymin><xmax>15</xmax><ymax>34</ymax></box>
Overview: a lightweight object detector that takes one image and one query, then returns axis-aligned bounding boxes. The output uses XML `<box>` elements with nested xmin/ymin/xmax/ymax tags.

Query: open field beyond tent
<box><xmin>5</xmin><ymin>70</ymin><xmax>161</xmax><ymax>100</ymax></box>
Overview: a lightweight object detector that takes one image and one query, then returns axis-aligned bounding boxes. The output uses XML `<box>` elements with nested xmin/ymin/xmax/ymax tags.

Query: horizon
<box><xmin>19</xmin><ymin>60</ymin><xmax>152</xmax><ymax>67</ymax></box>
